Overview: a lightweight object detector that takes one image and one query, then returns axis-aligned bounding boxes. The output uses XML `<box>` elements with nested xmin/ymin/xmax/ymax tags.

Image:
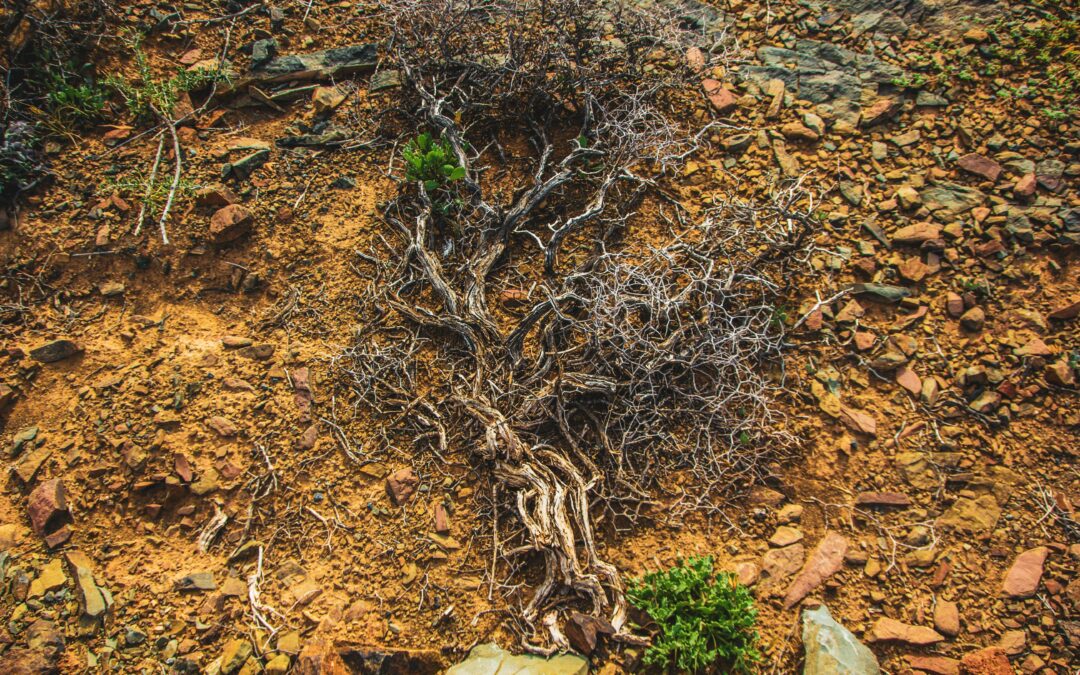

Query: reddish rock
<box><xmin>958</xmin><ymin>153</ymin><xmax>1002</xmax><ymax>182</ymax></box>
<box><xmin>945</xmin><ymin>292</ymin><xmax>965</xmax><ymax>318</ymax></box>
<box><xmin>855</xmin><ymin>492</ymin><xmax>912</xmax><ymax>508</ymax></box>
<box><xmin>959</xmin><ymin>307</ymin><xmax>985</xmax><ymax>332</ymax></box>
<box><xmin>1013</xmin><ymin>173</ymin><xmax>1036</xmax><ymax>198</ymax></box>
<box><xmin>195</xmin><ymin>186</ymin><xmax>241</xmax><ymax>208</ymax></box>
<box><xmin>684</xmin><ymin>47</ymin><xmax>706</xmax><ymax>71</ymax></box>
<box><xmin>839</xmin><ymin>406</ymin><xmax>876</xmax><ymax>436</ymax></box>
<box><xmin>563</xmin><ymin>611</ymin><xmax>614</xmax><ymax>655</ymax></box>
<box><xmin>762</xmin><ymin>543</ymin><xmax>804</xmax><ymax>580</ymax></box>
<box><xmin>854</xmin><ymin>331</ymin><xmax>876</xmax><ymax>351</ymax></box>
<box><xmin>960</xmin><ymin>647</ymin><xmax>1012</xmax><ymax>675</ymax></box>
<box><xmin>294</xmin><ymin>638</ymin><xmax>350</xmax><ymax>675</ymax></box>
<box><xmin>385</xmin><ymin>468</ymin><xmax>419</xmax><ymax>506</ymax></box>
<box><xmin>934</xmin><ymin>599</ymin><xmax>960</xmax><ymax>637</ymax></box>
<box><xmin>1046</xmin><ymin>360</ymin><xmax>1076</xmax><ymax>386</ymax></box>
<box><xmin>783</xmin><ymin>531</ymin><xmax>847</xmax><ymax>608</ymax></box>
<box><xmin>893</xmin><ymin>222</ymin><xmax>941</xmax><ymax>244</ymax></box>
<box><xmin>701</xmin><ymin>78</ymin><xmax>737</xmax><ymax>114</ymax></box>
<box><xmin>1048</xmin><ymin>300</ymin><xmax>1080</xmax><ymax>321</ymax></box>
<box><xmin>869</xmin><ymin>617</ymin><xmax>945</xmax><ymax>645</ymax></box>
<box><xmin>862</xmin><ymin>97</ymin><xmax>901</xmax><ymax>126</ymax></box>
<box><xmin>206</xmin><ymin>416</ymin><xmax>239</xmax><ymax>437</ymax></box>
<box><xmin>835</xmin><ymin>299</ymin><xmax>865</xmax><ymax>323</ymax></box>
<box><xmin>1013</xmin><ymin>338</ymin><xmax>1052</xmax><ymax>357</ymax></box>
<box><xmin>896</xmin><ymin>367</ymin><xmax>921</xmax><ymax>396</ymax></box>
<box><xmin>44</xmin><ymin>525</ymin><xmax>72</xmax><ymax>549</ymax></box>
<box><xmin>433</xmin><ymin>503</ymin><xmax>451</xmax><ymax>534</ymax></box>
<box><xmin>908</xmin><ymin>655</ymin><xmax>960</xmax><ymax>675</ymax></box>
<box><xmin>1001</xmin><ymin>546</ymin><xmax>1048</xmax><ymax>598</ymax></box>
<box><xmin>209</xmin><ymin>204</ymin><xmax>254</xmax><ymax>243</ymax></box>
<box><xmin>28</xmin><ymin>479</ymin><xmax>70</xmax><ymax>537</ymax></box>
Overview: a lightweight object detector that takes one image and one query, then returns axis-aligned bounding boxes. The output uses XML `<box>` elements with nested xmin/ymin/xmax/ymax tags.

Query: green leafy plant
<box><xmin>44</xmin><ymin>71</ymin><xmax>108</xmax><ymax>129</ymax></box>
<box><xmin>627</xmin><ymin>556</ymin><xmax>761</xmax><ymax>673</ymax></box>
<box><xmin>402</xmin><ymin>132</ymin><xmax>466</xmax><ymax>192</ymax></box>
<box><xmin>106</xmin><ymin>32</ymin><xmax>224</xmax><ymax>123</ymax></box>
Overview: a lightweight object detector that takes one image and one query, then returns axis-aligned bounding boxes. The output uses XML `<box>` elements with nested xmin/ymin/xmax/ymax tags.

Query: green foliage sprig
<box><xmin>627</xmin><ymin>556</ymin><xmax>761</xmax><ymax>673</ymax></box>
<box><xmin>402</xmin><ymin>132</ymin><xmax>466</xmax><ymax>192</ymax></box>
<box><xmin>106</xmin><ymin>32</ymin><xmax>224</xmax><ymax>123</ymax></box>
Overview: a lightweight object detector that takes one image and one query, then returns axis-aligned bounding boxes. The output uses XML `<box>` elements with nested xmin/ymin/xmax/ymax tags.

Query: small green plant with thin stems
<box><xmin>105</xmin><ymin>31</ymin><xmax>224</xmax><ymax>123</ymax></box>
<box><xmin>627</xmin><ymin>556</ymin><xmax>761</xmax><ymax>673</ymax></box>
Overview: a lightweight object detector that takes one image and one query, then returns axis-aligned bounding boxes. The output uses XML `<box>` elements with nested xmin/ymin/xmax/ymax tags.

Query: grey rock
<box><xmin>252</xmin><ymin>44</ymin><xmax>378</xmax><ymax>84</ymax></box>
<box><xmin>915</xmin><ymin>91</ymin><xmax>949</xmax><ymax>106</ymax></box>
<box><xmin>447</xmin><ymin>643</ymin><xmax>587</xmax><ymax>675</ymax></box>
<box><xmin>370</xmin><ymin>69</ymin><xmax>402</xmax><ymax>92</ymax></box>
<box><xmin>30</xmin><ymin>339</ymin><xmax>83</xmax><ymax>363</ymax></box>
<box><xmin>802</xmin><ymin>605</ymin><xmax>881</xmax><ymax>675</ymax></box>
<box><xmin>921</xmin><ymin>182</ymin><xmax>985</xmax><ymax>215</ymax></box>
<box><xmin>223</xmin><ymin>148</ymin><xmax>270</xmax><ymax>180</ymax></box>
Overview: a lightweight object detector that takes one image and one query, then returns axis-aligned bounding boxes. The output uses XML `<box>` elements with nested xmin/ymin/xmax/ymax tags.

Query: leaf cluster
<box><xmin>402</xmin><ymin>132</ymin><xmax>466</xmax><ymax>192</ymax></box>
<box><xmin>627</xmin><ymin>556</ymin><xmax>761</xmax><ymax>673</ymax></box>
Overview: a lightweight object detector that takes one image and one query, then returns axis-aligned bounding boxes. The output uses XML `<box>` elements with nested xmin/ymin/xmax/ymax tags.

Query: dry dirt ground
<box><xmin>0</xmin><ymin>0</ymin><xmax>1077</xmax><ymax>673</ymax></box>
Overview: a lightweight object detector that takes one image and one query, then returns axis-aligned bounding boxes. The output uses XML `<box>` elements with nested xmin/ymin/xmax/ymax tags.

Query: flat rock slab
<box><xmin>784</xmin><ymin>531</ymin><xmax>848</xmax><ymax>608</ymax></box>
<box><xmin>447</xmin><ymin>642</ymin><xmax>586</xmax><ymax>675</ymax></box>
<box><xmin>30</xmin><ymin>339</ymin><xmax>83</xmax><ymax>363</ymax></box>
<box><xmin>802</xmin><ymin>605</ymin><xmax>880</xmax><ymax>675</ymax></box>
<box><xmin>1001</xmin><ymin>546</ymin><xmax>1048</xmax><ymax>598</ymax></box>
<box><xmin>869</xmin><ymin>617</ymin><xmax>944</xmax><ymax>645</ymax></box>
<box><xmin>250</xmin><ymin>44</ymin><xmax>377</xmax><ymax>85</ymax></box>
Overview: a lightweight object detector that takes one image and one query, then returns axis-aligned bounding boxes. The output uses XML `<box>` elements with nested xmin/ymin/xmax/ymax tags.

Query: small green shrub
<box><xmin>106</xmin><ymin>32</ymin><xmax>224</xmax><ymax>122</ymax></box>
<box><xmin>45</xmin><ymin>72</ymin><xmax>108</xmax><ymax>129</ymax></box>
<box><xmin>627</xmin><ymin>556</ymin><xmax>760</xmax><ymax>673</ymax></box>
<box><xmin>402</xmin><ymin>132</ymin><xmax>466</xmax><ymax>192</ymax></box>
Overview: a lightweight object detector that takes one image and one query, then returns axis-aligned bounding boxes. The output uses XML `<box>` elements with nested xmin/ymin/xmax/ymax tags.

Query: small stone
<box><xmin>734</xmin><ymin>561</ymin><xmax>759</xmax><ymax>587</ymax></box>
<box><xmin>206</xmin><ymin>416</ymin><xmax>240</xmax><ymax>437</ymax></box>
<box><xmin>907</xmin><ymin>655</ymin><xmax>960</xmax><ymax>675</ymax></box>
<box><xmin>762</xmin><ymin>543</ymin><xmax>804</xmax><ymax>580</ymax></box>
<box><xmin>195</xmin><ymin>186</ymin><xmax>241</xmax><ymax>208</ymax></box>
<box><xmin>1013</xmin><ymin>173</ymin><xmax>1036</xmax><ymax>198</ymax></box>
<box><xmin>209</xmin><ymin>204</ymin><xmax>254</xmax><ymax>244</ymax></box>
<box><xmin>174</xmin><ymin>572</ymin><xmax>216</xmax><ymax>592</ymax></box>
<box><xmin>434</xmin><ymin>503</ymin><xmax>451</xmax><ymax>534</ymax></box>
<box><xmin>312</xmin><ymin>85</ymin><xmax>347</xmax><ymax>115</ymax></box>
<box><xmin>27</xmin><ymin>479</ymin><xmax>70</xmax><ymax>537</ymax></box>
<box><xmin>28</xmin><ymin>558</ymin><xmax>67</xmax><ymax>597</ymax></box>
<box><xmin>222</xmin><ymin>336</ymin><xmax>253</xmax><ymax>348</ymax></box>
<box><xmin>386</xmin><ymin>468</ymin><xmax>419</xmax><ymax>506</ymax></box>
<box><xmin>839</xmin><ymin>406</ymin><xmax>876</xmax><ymax>436</ymax></box>
<box><xmin>937</xmin><ymin>495</ymin><xmax>1000</xmax><ymax>532</ymax></box>
<box><xmin>960</xmin><ymin>307</ymin><xmax>985</xmax><ymax>332</ymax></box>
<box><xmin>30</xmin><ymin>339</ymin><xmax>83</xmax><ymax>363</ymax></box>
<box><xmin>220</xmin><ymin>639</ymin><xmax>253</xmax><ymax>675</ymax></box>
<box><xmin>769</xmin><ymin>526</ymin><xmax>804</xmax><ymax>547</ymax></box>
<box><xmin>999</xmin><ymin>630</ymin><xmax>1025</xmax><ymax>655</ymax></box>
<box><xmin>1002</xmin><ymin>547</ymin><xmax>1048</xmax><ymax>598</ymax></box>
<box><xmin>265</xmin><ymin>654</ymin><xmax>291</xmax><ymax>675</ymax></box>
<box><xmin>802</xmin><ymin>605</ymin><xmax>880</xmax><ymax>675</ymax></box>
<box><xmin>893</xmin><ymin>222</ymin><xmax>940</xmax><ymax>244</ymax></box>
<box><xmin>868</xmin><ymin>617</ymin><xmax>944</xmax><ymax>645</ymax></box>
<box><xmin>777</xmin><ymin>504</ymin><xmax>803</xmax><ymax>524</ymax></box>
<box><xmin>960</xmin><ymin>647</ymin><xmax>1012</xmax><ymax>675</ymax></box>
<box><xmin>564</xmin><ymin>611</ymin><xmax>614</xmax><ymax>655</ymax></box>
<box><xmin>958</xmin><ymin>153</ymin><xmax>1002</xmax><ymax>182</ymax></box>
<box><xmin>862</xmin><ymin>97</ymin><xmax>901</xmax><ymax>127</ymax></box>
<box><xmin>784</xmin><ymin>532</ymin><xmax>847</xmax><ymax>608</ymax></box>
<box><xmin>99</xmin><ymin>282</ymin><xmax>125</xmax><ymax>297</ymax></box>
<box><xmin>854</xmin><ymin>492</ymin><xmax>911</xmax><ymax>508</ymax></box>
<box><xmin>934</xmin><ymin>599</ymin><xmax>960</xmax><ymax>637</ymax></box>
<box><xmin>701</xmin><ymin>79</ymin><xmax>737</xmax><ymax>114</ymax></box>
